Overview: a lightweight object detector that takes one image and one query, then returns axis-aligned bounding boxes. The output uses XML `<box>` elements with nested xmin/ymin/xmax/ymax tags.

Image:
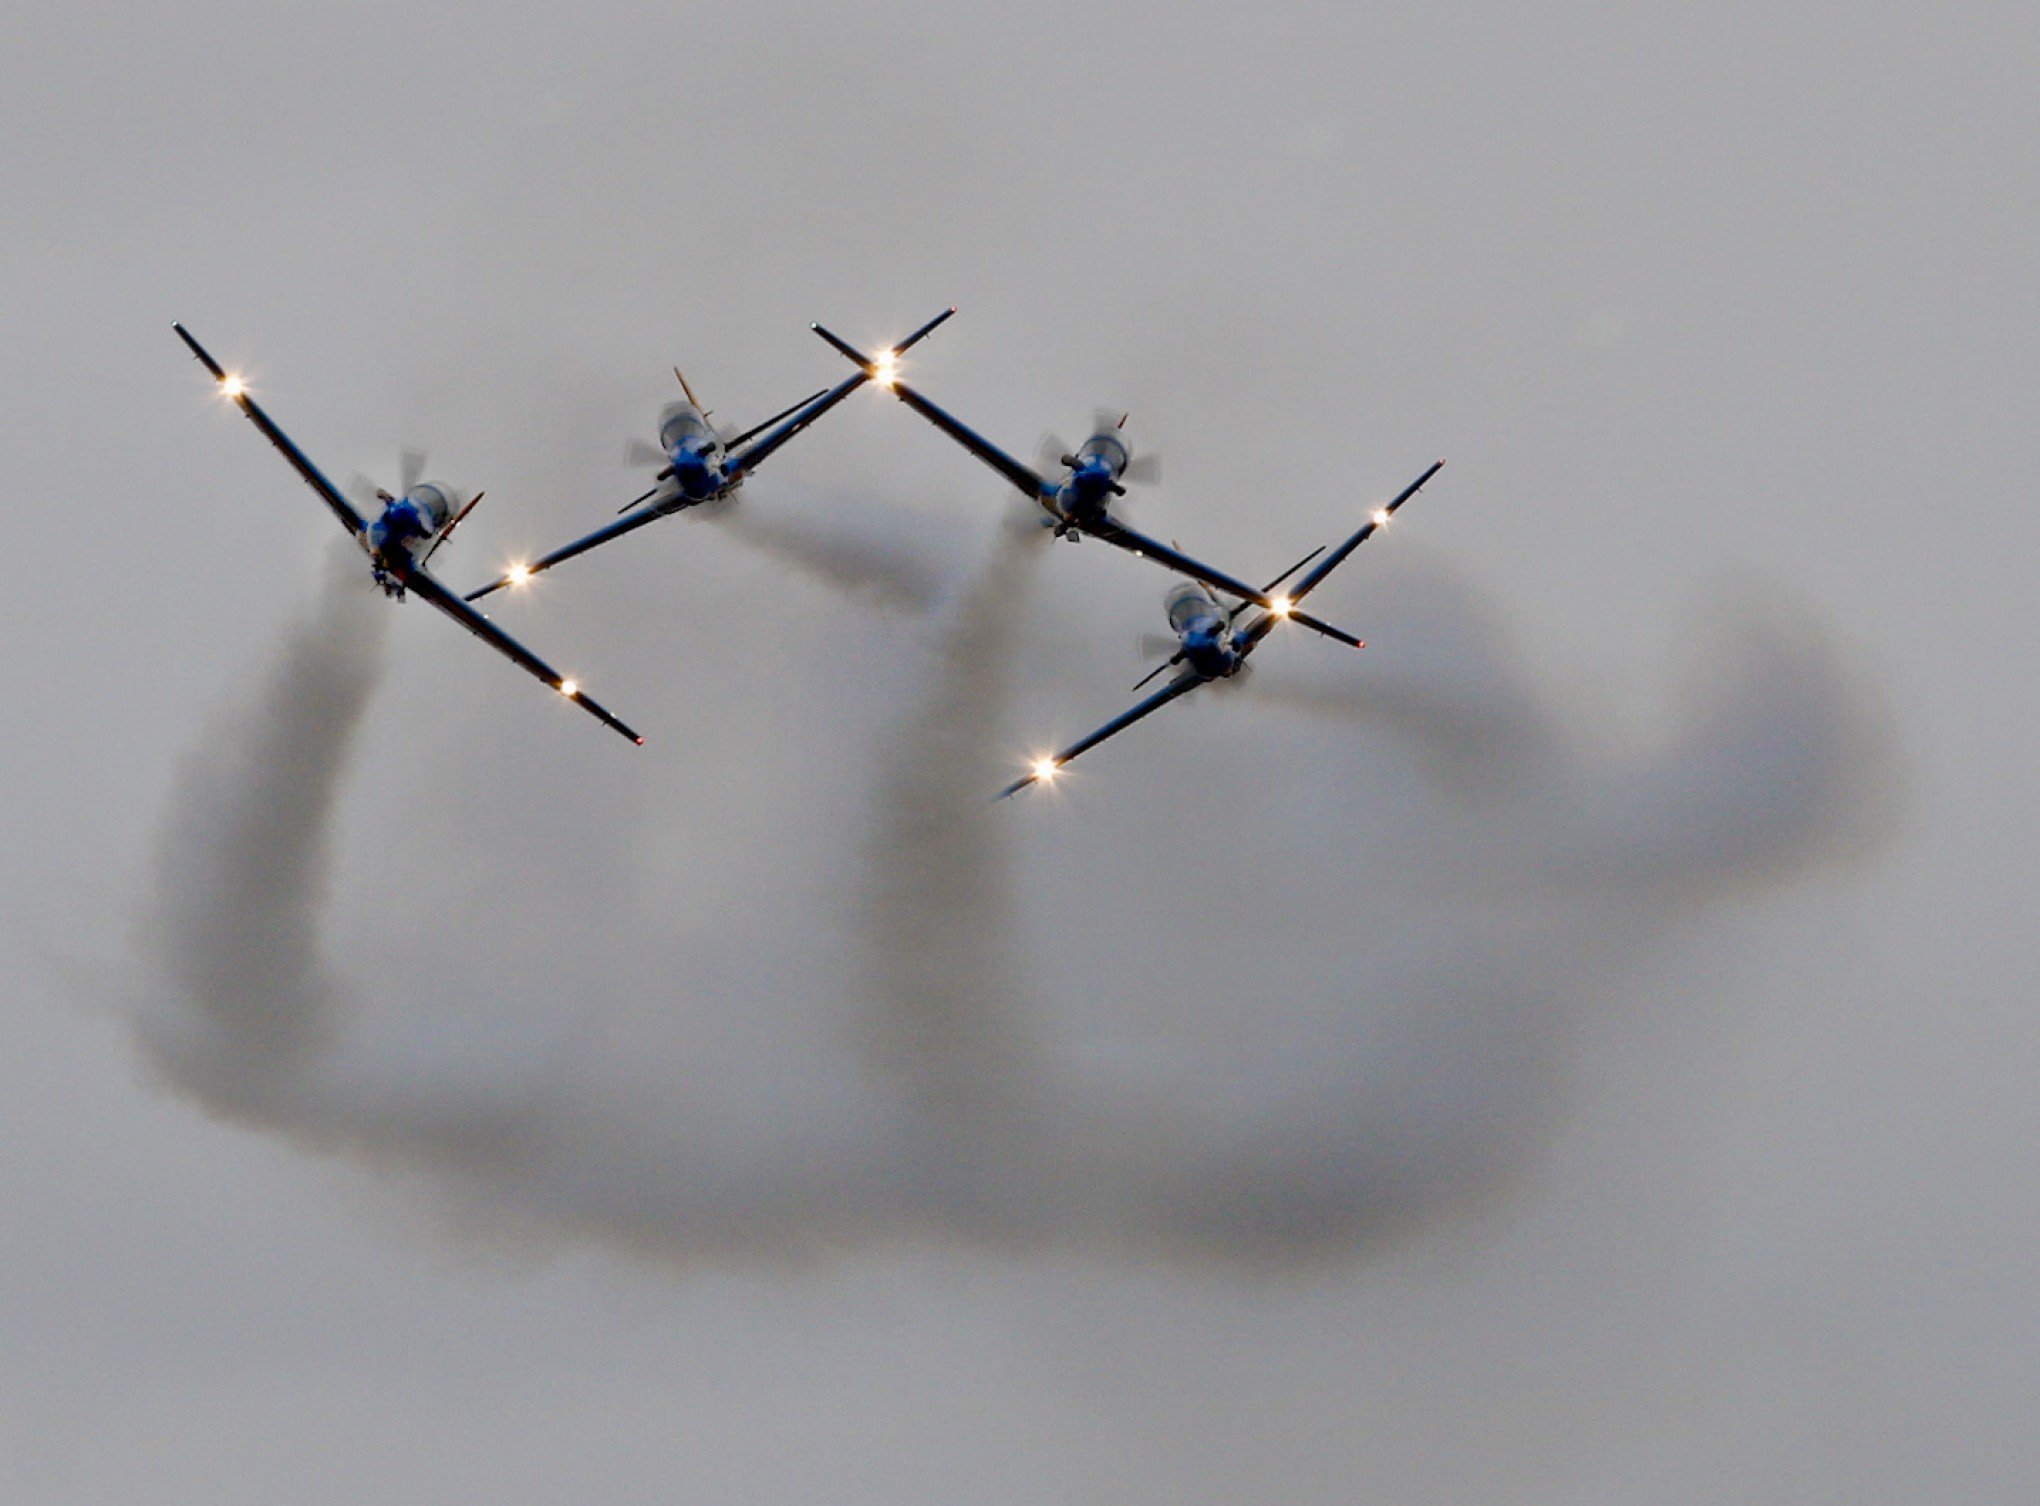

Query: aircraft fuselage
<box><xmin>364</xmin><ymin>483</ymin><xmax>459</xmax><ymax>594</ymax></box>
<box><xmin>656</xmin><ymin>402</ymin><xmax>737</xmax><ymax>509</ymax></box>
<box><xmin>1164</xmin><ymin>582</ymin><xmax>1242</xmax><ymax>679</ymax></box>
<box><xmin>1046</xmin><ymin>432</ymin><xmax>1130</xmax><ymax>530</ymax></box>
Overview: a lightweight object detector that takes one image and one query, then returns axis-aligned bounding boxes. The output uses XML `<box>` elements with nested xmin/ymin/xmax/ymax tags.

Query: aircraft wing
<box><xmin>464</xmin><ymin>504</ymin><xmax>670</xmax><ymax>601</ymax></box>
<box><xmin>887</xmin><ymin>380</ymin><xmax>1052</xmax><ymax>500</ymax></box>
<box><xmin>1287</xmin><ymin>460</ymin><xmax>1445</xmax><ymax>602</ymax></box>
<box><xmin>404</xmin><ymin>569</ymin><xmax>643</xmax><ymax>744</ymax></box>
<box><xmin>808</xmin><ymin>310</ymin><xmax>1046</xmax><ymax>493</ymax></box>
<box><xmin>173</xmin><ymin>323</ymin><xmax>366</xmax><ymax>537</ymax></box>
<box><xmin>1082</xmin><ymin>515</ymin><xmax>1363</xmax><ymax>649</ymax></box>
<box><xmin>728</xmin><ymin>373</ymin><xmax>869</xmax><ymax>476</ymax></box>
<box><xmin>998</xmin><ymin>669</ymin><xmax>1207</xmax><ymax>798</ymax></box>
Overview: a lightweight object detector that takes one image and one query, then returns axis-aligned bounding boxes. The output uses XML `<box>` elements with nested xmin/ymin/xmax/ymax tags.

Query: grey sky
<box><xmin>5</xmin><ymin>1</ymin><xmax>2036</xmax><ymax>1499</ymax></box>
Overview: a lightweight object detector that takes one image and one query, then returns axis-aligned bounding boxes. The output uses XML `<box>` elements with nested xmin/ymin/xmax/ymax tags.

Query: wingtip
<box><xmin>634</xmin><ymin>735</ymin><xmax>646</xmax><ymax>747</ymax></box>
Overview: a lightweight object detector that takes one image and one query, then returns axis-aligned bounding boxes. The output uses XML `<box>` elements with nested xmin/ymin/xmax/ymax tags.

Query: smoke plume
<box><xmin>137</xmin><ymin>540</ymin><xmax>387</xmax><ymax>1118</ymax></box>
<box><xmin>699</xmin><ymin>495</ymin><xmax>944</xmax><ymax>614</ymax></box>
<box><xmin>126</xmin><ymin>529</ymin><xmax>1898</xmax><ymax>1266</ymax></box>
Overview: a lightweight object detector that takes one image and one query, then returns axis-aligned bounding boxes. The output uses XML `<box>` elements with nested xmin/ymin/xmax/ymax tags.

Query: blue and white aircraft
<box><xmin>809</xmin><ymin>315</ymin><xmax>1364</xmax><ymax>651</ymax></box>
<box><xmin>464</xmin><ymin>309</ymin><xmax>959</xmax><ymax>602</ymax></box>
<box><xmin>998</xmin><ymin>460</ymin><xmax>1444</xmax><ymax>798</ymax></box>
<box><xmin>173</xmin><ymin>324</ymin><xmax>644</xmax><ymax>745</ymax></box>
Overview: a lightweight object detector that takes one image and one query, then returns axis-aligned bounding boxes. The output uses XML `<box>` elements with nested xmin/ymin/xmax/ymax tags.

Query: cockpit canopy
<box><xmin>405</xmin><ymin>481</ymin><xmax>458</xmax><ymax>532</ymax></box>
<box><xmin>658</xmin><ymin>402</ymin><xmax>715</xmax><ymax>456</ymax></box>
<box><xmin>1165</xmin><ymin>581</ymin><xmax>1221</xmax><ymax>634</ymax></box>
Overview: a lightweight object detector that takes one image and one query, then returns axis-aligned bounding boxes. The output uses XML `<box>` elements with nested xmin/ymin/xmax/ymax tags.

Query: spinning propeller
<box><xmin>1037</xmin><ymin>409</ymin><xmax>1161</xmax><ymax>485</ymax></box>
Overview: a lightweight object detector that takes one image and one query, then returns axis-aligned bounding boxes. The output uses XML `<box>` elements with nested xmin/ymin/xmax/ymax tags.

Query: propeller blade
<box><xmin>1035</xmin><ymin>433</ymin><xmax>1073</xmax><ymax>474</ymax></box>
<box><xmin>1092</xmin><ymin>406</ymin><xmax>1125</xmax><ymax>439</ymax></box>
<box><xmin>1137</xmin><ymin>632</ymin><xmax>1180</xmax><ymax>660</ymax></box>
<box><xmin>625</xmin><ymin>436</ymin><xmax>667</xmax><ymax>468</ymax></box>
<box><xmin>344</xmin><ymin>472</ymin><xmax>383</xmax><ymax>512</ymax></box>
<box><xmin>1123</xmin><ymin>453</ymin><xmax>1161</xmax><ymax>484</ymax></box>
<box><xmin>398</xmin><ymin>447</ymin><xmax>427</xmax><ymax>497</ymax></box>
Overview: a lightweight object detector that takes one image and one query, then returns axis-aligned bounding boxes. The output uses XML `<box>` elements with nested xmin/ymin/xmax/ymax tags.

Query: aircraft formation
<box><xmin>173</xmin><ymin>313</ymin><xmax>1443</xmax><ymax>795</ymax></box>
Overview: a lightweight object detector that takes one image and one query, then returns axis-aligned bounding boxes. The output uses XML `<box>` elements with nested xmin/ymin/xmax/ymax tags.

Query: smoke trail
<box><xmin>856</xmin><ymin>511</ymin><xmax>1058</xmax><ymax>1239</ymax></box>
<box><xmin>125</xmin><ymin>526</ymin><xmax>1897</xmax><ymax>1268</ymax></box>
<box><xmin>698</xmin><ymin>496</ymin><xmax>944</xmax><ymax>614</ymax></box>
<box><xmin>131</xmin><ymin>545</ymin><xmax>559</xmax><ymax>1175</ymax></box>
<box><xmin>136</xmin><ymin>540</ymin><xmax>387</xmax><ymax>1121</ymax></box>
<box><xmin>858</xmin><ymin>550</ymin><xmax>1900</xmax><ymax>1261</ymax></box>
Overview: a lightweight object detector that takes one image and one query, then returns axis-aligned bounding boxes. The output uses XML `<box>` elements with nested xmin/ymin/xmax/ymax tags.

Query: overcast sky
<box><xmin>5</xmin><ymin>1</ymin><xmax>2037</xmax><ymax>1499</ymax></box>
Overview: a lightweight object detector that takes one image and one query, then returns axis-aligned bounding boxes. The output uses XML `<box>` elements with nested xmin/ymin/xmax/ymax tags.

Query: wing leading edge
<box><xmin>465</xmin><ymin>505</ymin><xmax>670</xmax><ymax>602</ymax></box>
<box><xmin>725</xmin><ymin>372</ymin><xmax>870</xmax><ymax>477</ymax></box>
<box><xmin>1235</xmin><ymin>460</ymin><xmax>1446</xmax><ymax>656</ymax></box>
<box><xmin>405</xmin><ymin>570</ymin><xmax>644</xmax><ymax>744</ymax></box>
<box><xmin>998</xmin><ymin>669</ymin><xmax>1208</xmax><ymax>798</ymax></box>
<box><xmin>173</xmin><ymin>323</ymin><xmax>365</xmax><ymax>537</ymax></box>
<box><xmin>809</xmin><ymin>311</ymin><xmax>1055</xmax><ymax>499</ymax></box>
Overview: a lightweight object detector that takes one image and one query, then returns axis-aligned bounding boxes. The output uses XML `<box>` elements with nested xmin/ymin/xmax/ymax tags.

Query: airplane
<box><xmin>464</xmin><ymin>309</ymin><xmax>960</xmax><ymax>602</ymax></box>
<box><xmin>997</xmin><ymin>459</ymin><xmax>1444</xmax><ymax>798</ymax></box>
<box><xmin>172</xmin><ymin>324</ymin><xmax>645</xmax><ymax>745</ymax></box>
<box><xmin>808</xmin><ymin>316</ymin><xmax>1364</xmax><ymax>650</ymax></box>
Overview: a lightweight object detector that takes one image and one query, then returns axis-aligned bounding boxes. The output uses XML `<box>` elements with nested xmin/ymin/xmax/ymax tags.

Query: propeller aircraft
<box><xmin>464</xmin><ymin>309</ymin><xmax>960</xmax><ymax>602</ymax></box>
<box><xmin>998</xmin><ymin>460</ymin><xmax>1445</xmax><ymax>798</ymax></box>
<box><xmin>172</xmin><ymin>324</ymin><xmax>644</xmax><ymax>745</ymax></box>
<box><xmin>809</xmin><ymin>315</ymin><xmax>1364</xmax><ymax>650</ymax></box>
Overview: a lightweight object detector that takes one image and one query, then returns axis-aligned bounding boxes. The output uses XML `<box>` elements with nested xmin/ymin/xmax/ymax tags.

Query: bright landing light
<box><xmin>873</xmin><ymin>350</ymin><xmax>898</xmax><ymax>388</ymax></box>
<box><xmin>1032</xmin><ymin>758</ymin><xmax>1060</xmax><ymax>784</ymax></box>
<box><xmin>220</xmin><ymin>374</ymin><xmax>246</xmax><ymax>398</ymax></box>
<box><xmin>1270</xmin><ymin>595</ymin><xmax>1292</xmax><ymax>618</ymax></box>
<box><xmin>506</xmin><ymin>563</ymin><xmax>533</xmax><ymax>587</ymax></box>
<box><xmin>1372</xmin><ymin>507</ymin><xmax>1391</xmax><ymax>527</ymax></box>
<box><xmin>559</xmin><ymin>679</ymin><xmax>579</xmax><ymax>698</ymax></box>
